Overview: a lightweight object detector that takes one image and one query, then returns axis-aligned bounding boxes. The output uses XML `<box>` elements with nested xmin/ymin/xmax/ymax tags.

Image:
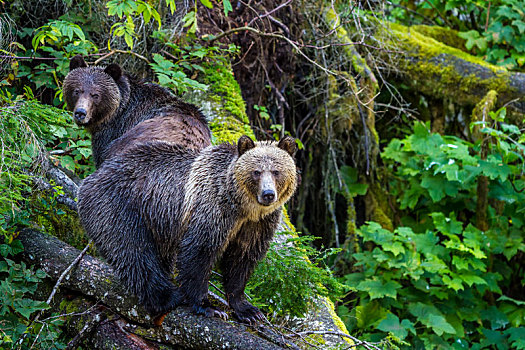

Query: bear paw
<box><xmin>192</xmin><ymin>304</ymin><xmax>229</xmax><ymax>320</ymax></box>
<box><xmin>233</xmin><ymin>302</ymin><xmax>265</xmax><ymax>325</ymax></box>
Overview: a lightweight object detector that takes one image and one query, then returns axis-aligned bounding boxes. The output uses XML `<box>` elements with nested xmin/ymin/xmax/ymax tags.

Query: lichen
<box><xmin>324</xmin><ymin>298</ymin><xmax>354</xmax><ymax>347</ymax></box>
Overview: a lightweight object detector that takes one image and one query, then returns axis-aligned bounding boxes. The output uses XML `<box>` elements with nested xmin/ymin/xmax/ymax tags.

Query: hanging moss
<box><xmin>471</xmin><ymin>90</ymin><xmax>498</xmax><ymax>124</ymax></box>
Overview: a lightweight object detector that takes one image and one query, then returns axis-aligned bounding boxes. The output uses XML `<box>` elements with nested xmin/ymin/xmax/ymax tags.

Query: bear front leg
<box><xmin>220</xmin><ymin>213</ymin><xmax>279</xmax><ymax>324</ymax></box>
<box><xmin>175</xmin><ymin>231</ymin><xmax>228</xmax><ymax>320</ymax></box>
<box><xmin>79</xmin><ymin>195</ymin><xmax>181</xmax><ymax>323</ymax></box>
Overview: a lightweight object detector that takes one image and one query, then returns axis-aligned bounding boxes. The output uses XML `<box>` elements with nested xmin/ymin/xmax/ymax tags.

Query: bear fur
<box><xmin>77</xmin><ymin>135</ymin><xmax>298</xmax><ymax>323</ymax></box>
<box><xmin>62</xmin><ymin>55</ymin><xmax>211</xmax><ymax>167</ymax></box>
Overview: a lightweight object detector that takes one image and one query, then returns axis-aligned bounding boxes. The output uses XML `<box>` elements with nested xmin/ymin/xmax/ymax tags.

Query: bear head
<box><xmin>234</xmin><ymin>135</ymin><xmax>298</xmax><ymax>212</ymax></box>
<box><xmin>63</xmin><ymin>55</ymin><xmax>125</xmax><ymax>129</ymax></box>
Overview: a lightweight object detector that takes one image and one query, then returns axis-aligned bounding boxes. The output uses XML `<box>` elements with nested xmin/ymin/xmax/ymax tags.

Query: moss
<box><xmin>365</xmin><ymin>183</ymin><xmax>393</xmax><ymax>231</ymax></box>
<box><xmin>324</xmin><ymin>298</ymin><xmax>354</xmax><ymax>347</ymax></box>
<box><xmin>345</xmin><ymin>196</ymin><xmax>358</xmax><ymax>253</ymax></box>
<box><xmin>387</xmin><ymin>22</ymin><xmax>503</xmax><ymax>72</ymax></box>
<box><xmin>471</xmin><ymin>90</ymin><xmax>498</xmax><ymax>123</ymax></box>
<box><xmin>412</xmin><ymin>25</ymin><xmax>467</xmax><ymax>50</ymax></box>
<box><xmin>281</xmin><ymin>206</ymin><xmax>296</xmax><ymax>234</ymax></box>
<box><xmin>324</xmin><ymin>7</ymin><xmax>378</xmax><ymax>91</ymax></box>
<box><xmin>375</xmin><ymin>22</ymin><xmax>514</xmax><ymax>105</ymax></box>
<box><xmin>200</xmin><ymin>63</ymin><xmax>254</xmax><ymax>144</ymax></box>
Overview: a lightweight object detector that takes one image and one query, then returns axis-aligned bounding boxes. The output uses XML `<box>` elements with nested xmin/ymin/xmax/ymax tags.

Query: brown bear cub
<box><xmin>63</xmin><ymin>55</ymin><xmax>211</xmax><ymax>167</ymax></box>
<box><xmin>78</xmin><ymin>135</ymin><xmax>298</xmax><ymax>324</ymax></box>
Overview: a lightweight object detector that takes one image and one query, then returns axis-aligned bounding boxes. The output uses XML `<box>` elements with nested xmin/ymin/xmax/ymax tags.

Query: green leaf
<box><xmin>355</xmin><ymin>300</ymin><xmax>387</xmax><ymax>329</ymax></box>
<box><xmin>377</xmin><ymin>313</ymin><xmax>408</xmax><ymax>339</ymax></box>
<box><xmin>427</xmin><ymin>314</ymin><xmax>457</xmax><ymax>336</ymax></box>
<box><xmin>442</xmin><ymin>274</ymin><xmax>464</xmax><ymax>291</ymax></box>
<box><xmin>506</xmin><ymin>328</ymin><xmax>525</xmax><ymax>350</ymax></box>
<box><xmin>481</xmin><ymin>306</ymin><xmax>509</xmax><ymax>330</ymax></box>
<box><xmin>200</xmin><ymin>0</ymin><xmax>213</xmax><ymax>8</ymax></box>
<box><xmin>59</xmin><ymin>155</ymin><xmax>76</xmax><ymax>172</ymax></box>
<box><xmin>355</xmin><ymin>279</ymin><xmax>401</xmax><ymax>299</ymax></box>
<box><xmin>222</xmin><ymin>0</ymin><xmax>233</xmax><ymax>16</ymax></box>
<box><xmin>408</xmin><ymin>302</ymin><xmax>456</xmax><ymax>336</ymax></box>
<box><xmin>458</xmin><ymin>272</ymin><xmax>487</xmax><ymax>287</ymax></box>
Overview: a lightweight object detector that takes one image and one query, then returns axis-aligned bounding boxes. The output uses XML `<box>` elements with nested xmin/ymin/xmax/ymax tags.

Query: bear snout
<box><xmin>74</xmin><ymin>108</ymin><xmax>87</xmax><ymax>122</ymax></box>
<box><xmin>257</xmin><ymin>172</ymin><xmax>278</xmax><ymax>206</ymax></box>
<box><xmin>260</xmin><ymin>189</ymin><xmax>276</xmax><ymax>205</ymax></box>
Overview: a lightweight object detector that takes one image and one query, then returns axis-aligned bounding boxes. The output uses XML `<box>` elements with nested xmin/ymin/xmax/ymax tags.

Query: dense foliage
<box><xmin>0</xmin><ymin>91</ymin><xmax>91</xmax><ymax>349</ymax></box>
<box><xmin>338</xmin><ymin>119</ymin><xmax>525</xmax><ymax>347</ymax></box>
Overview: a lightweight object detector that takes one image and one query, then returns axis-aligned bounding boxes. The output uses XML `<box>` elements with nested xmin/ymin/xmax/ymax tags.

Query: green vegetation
<box><xmin>0</xmin><ymin>90</ymin><xmax>92</xmax><ymax>349</ymax></box>
<box><xmin>248</xmin><ymin>234</ymin><xmax>345</xmax><ymax>319</ymax></box>
<box><xmin>338</xmin><ymin>118</ymin><xmax>525</xmax><ymax>348</ymax></box>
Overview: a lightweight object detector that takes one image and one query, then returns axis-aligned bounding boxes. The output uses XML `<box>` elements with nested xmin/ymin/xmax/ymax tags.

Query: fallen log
<box><xmin>19</xmin><ymin>229</ymin><xmax>294</xmax><ymax>349</ymax></box>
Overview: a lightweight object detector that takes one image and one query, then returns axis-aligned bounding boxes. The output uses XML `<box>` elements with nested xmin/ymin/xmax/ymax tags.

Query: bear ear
<box><xmin>104</xmin><ymin>63</ymin><xmax>122</xmax><ymax>82</ymax></box>
<box><xmin>238</xmin><ymin>135</ymin><xmax>255</xmax><ymax>156</ymax></box>
<box><xmin>69</xmin><ymin>55</ymin><xmax>87</xmax><ymax>71</ymax></box>
<box><xmin>277</xmin><ymin>136</ymin><xmax>297</xmax><ymax>157</ymax></box>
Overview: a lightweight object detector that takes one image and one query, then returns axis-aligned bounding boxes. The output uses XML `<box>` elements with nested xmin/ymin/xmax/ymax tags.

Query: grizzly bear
<box><xmin>77</xmin><ymin>135</ymin><xmax>298</xmax><ymax>324</ymax></box>
<box><xmin>62</xmin><ymin>55</ymin><xmax>211</xmax><ymax>167</ymax></box>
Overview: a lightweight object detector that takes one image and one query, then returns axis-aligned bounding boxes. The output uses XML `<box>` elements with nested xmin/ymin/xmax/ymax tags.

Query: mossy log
<box><xmin>19</xmin><ymin>229</ymin><xmax>292</xmax><ymax>350</ymax></box>
<box><xmin>377</xmin><ymin>22</ymin><xmax>525</xmax><ymax>108</ymax></box>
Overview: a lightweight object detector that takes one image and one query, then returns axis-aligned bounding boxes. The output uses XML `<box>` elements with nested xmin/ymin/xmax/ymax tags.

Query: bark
<box><xmin>19</xmin><ymin>229</ymin><xmax>295</xmax><ymax>350</ymax></box>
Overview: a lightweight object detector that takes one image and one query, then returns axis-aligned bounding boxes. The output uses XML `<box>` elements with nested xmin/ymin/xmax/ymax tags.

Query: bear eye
<box><xmin>253</xmin><ymin>170</ymin><xmax>261</xmax><ymax>177</ymax></box>
<box><xmin>91</xmin><ymin>93</ymin><xmax>100</xmax><ymax>99</ymax></box>
<box><xmin>73</xmin><ymin>89</ymin><xmax>80</xmax><ymax>96</ymax></box>
<box><xmin>272</xmin><ymin>170</ymin><xmax>280</xmax><ymax>176</ymax></box>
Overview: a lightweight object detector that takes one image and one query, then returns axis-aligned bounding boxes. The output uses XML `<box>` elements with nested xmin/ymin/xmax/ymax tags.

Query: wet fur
<box><xmin>78</xmin><ymin>136</ymin><xmax>298</xmax><ymax>322</ymax></box>
<box><xmin>63</xmin><ymin>55</ymin><xmax>211</xmax><ymax>167</ymax></box>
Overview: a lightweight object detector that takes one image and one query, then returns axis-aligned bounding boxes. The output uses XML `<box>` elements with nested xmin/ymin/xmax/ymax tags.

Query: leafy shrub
<box><xmin>0</xmin><ymin>90</ymin><xmax>91</xmax><ymax>348</ymax></box>
<box><xmin>338</xmin><ymin>120</ymin><xmax>525</xmax><ymax>348</ymax></box>
<box><xmin>0</xmin><ymin>239</ymin><xmax>66</xmax><ymax>350</ymax></box>
<box><xmin>248</xmin><ymin>234</ymin><xmax>345</xmax><ymax>319</ymax></box>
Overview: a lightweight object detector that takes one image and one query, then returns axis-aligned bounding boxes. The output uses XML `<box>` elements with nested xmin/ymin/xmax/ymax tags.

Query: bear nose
<box><xmin>262</xmin><ymin>190</ymin><xmax>275</xmax><ymax>203</ymax></box>
<box><xmin>74</xmin><ymin>108</ymin><xmax>87</xmax><ymax>121</ymax></box>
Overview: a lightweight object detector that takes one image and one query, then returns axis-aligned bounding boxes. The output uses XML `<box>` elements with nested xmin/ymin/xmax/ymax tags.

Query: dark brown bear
<box><xmin>62</xmin><ymin>55</ymin><xmax>211</xmax><ymax>167</ymax></box>
<box><xmin>77</xmin><ymin>135</ymin><xmax>298</xmax><ymax>324</ymax></box>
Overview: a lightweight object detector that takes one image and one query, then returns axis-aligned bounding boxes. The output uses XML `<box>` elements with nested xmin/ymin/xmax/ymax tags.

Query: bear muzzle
<box><xmin>74</xmin><ymin>107</ymin><xmax>88</xmax><ymax>123</ymax></box>
<box><xmin>257</xmin><ymin>173</ymin><xmax>278</xmax><ymax>206</ymax></box>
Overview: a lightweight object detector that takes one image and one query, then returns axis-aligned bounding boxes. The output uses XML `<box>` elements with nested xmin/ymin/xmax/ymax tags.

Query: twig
<box><xmin>247</xmin><ymin>0</ymin><xmax>293</xmax><ymax>26</ymax></box>
<box><xmin>46</xmin><ymin>240</ymin><xmax>92</xmax><ymax>305</ymax></box>
<box><xmin>94</xmin><ymin>50</ymin><xmax>150</xmax><ymax>65</ymax></box>
<box><xmin>209</xmin><ymin>26</ymin><xmax>351</xmax><ymax>84</ymax></box>
<box><xmin>0</xmin><ymin>55</ymin><xmax>59</xmax><ymax>60</ymax></box>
